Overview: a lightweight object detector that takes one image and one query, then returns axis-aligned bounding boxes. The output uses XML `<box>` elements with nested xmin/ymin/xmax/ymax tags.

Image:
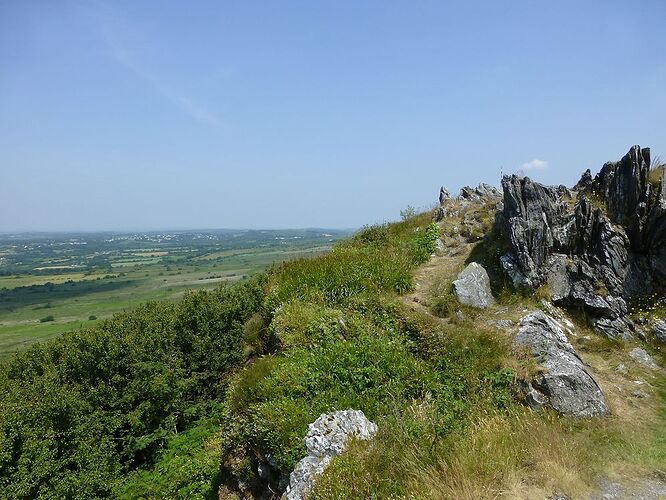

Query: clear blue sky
<box><xmin>1</xmin><ymin>0</ymin><xmax>665</xmax><ymax>231</ymax></box>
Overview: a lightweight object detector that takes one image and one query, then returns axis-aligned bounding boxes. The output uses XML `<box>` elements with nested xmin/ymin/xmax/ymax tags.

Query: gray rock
<box><xmin>591</xmin><ymin>476</ymin><xmax>666</xmax><ymax>499</ymax></box>
<box><xmin>501</xmin><ymin>253</ymin><xmax>532</xmax><ymax>289</ymax></box>
<box><xmin>283</xmin><ymin>409</ymin><xmax>377</xmax><ymax>500</ymax></box>
<box><xmin>432</xmin><ymin>206</ymin><xmax>447</xmax><ymax>222</ymax></box>
<box><xmin>514</xmin><ymin>311</ymin><xmax>610</xmax><ymax>417</ymax></box>
<box><xmin>593</xmin><ymin>317</ymin><xmax>634</xmax><ymax>341</ymax></box>
<box><xmin>459</xmin><ymin>183</ymin><xmax>501</xmax><ymax>202</ymax></box>
<box><xmin>452</xmin><ymin>262</ymin><xmax>494</xmax><ymax>309</ymax></box>
<box><xmin>654</xmin><ymin>320</ymin><xmax>666</xmax><ymax>343</ymax></box>
<box><xmin>495</xmin><ymin>319</ymin><xmax>514</xmax><ymax>329</ymax></box>
<box><xmin>257</xmin><ymin>462</ymin><xmax>272</xmax><ymax>480</ymax></box>
<box><xmin>499</xmin><ymin>146</ymin><xmax>666</xmax><ymax>342</ymax></box>
<box><xmin>628</xmin><ymin>348</ymin><xmax>660</xmax><ymax>371</ymax></box>
<box><xmin>439</xmin><ymin>186</ymin><xmax>450</xmax><ymax>204</ymax></box>
<box><xmin>614</xmin><ymin>363</ymin><xmax>628</xmax><ymax>375</ymax></box>
<box><xmin>574</xmin><ymin>168</ymin><xmax>593</xmax><ymax>191</ymax></box>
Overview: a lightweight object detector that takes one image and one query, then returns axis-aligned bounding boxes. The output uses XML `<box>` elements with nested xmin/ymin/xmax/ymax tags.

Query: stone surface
<box><xmin>591</xmin><ymin>476</ymin><xmax>666</xmax><ymax>499</ymax></box>
<box><xmin>628</xmin><ymin>348</ymin><xmax>660</xmax><ymax>371</ymax></box>
<box><xmin>283</xmin><ymin>409</ymin><xmax>377</xmax><ymax>500</ymax></box>
<box><xmin>514</xmin><ymin>311</ymin><xmax>610</xmax><ymax>417</ymax></box>
<box><xmin>452</xmin><ymin>262</ymin><xmax>494</xmax><ymax>309</ymax></box>
<box><xmin>495</xmin><ymin>319</ymin><xmax>514</xmax><ymax>329</ymax></box>
<box><xmin>439</xmin><ymin>186</ymin><xmax>450</xmax><ymax>204</ymax></box>
<box><xmin>614</xmin><ymin>363</ymin><xmax>628</xmax><ymax>375</ymax></box>
<box><xmin>654</xmin><ymin>320</ymin><xmax>666</xmax><ymax>343</ymax></box>
<box><xmin>499</xmin><ymin>145</ymin><xmax>666</xmax><ymax>342</ymax></box>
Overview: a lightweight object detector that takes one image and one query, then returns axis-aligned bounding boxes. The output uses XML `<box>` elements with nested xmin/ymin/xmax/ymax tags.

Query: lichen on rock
<box><xmin>283</xmin><ymin>409</ymin><xmax>378</xmax><ymax>500</ymax></box>
<box><xmin>514</xmin><ymin>311</ymin><xmax>610</xmax><ymax>418</ymax></box>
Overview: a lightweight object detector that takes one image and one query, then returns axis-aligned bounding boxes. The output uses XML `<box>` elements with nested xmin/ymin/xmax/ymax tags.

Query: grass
<box><xmin>311</xmin><ymin>344</ymin><xmax>666</xmax><ymax>500</ymax></box>
<box><xmin>219</xmin><ymin>214</ymin><xmax>531</xmax><ymax>496</ymax></box>
<box><xmin>4</xmin><ymin>200</ymin><xmax>664</xmax><ymax>497</ymax></box>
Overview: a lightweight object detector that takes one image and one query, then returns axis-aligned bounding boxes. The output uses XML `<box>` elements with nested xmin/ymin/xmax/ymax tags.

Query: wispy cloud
<box><xmin>85</xmin><ymin>0</ymin><xmax>222</xmax><ymax>128</ymax></box>
<box><xmin>519</xmin><ymin>159</ymin><xmax>548</xmax><ymax>171</ymax></box>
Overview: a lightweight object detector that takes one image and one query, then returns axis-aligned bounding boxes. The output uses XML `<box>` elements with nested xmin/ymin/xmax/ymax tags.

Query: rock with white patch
<box><xmin>283</xmin><ymin>409</ymin><xmax>377</xmax><ymax>500</ymax></box>
<box><xmin>452</xmin><ymin>262</ymin><xmax>494</xmax><ymax>309</ymax></box>
<box><xmin>654</xmin><ymin>320</ymin><xmax>666</xmax><ymax>343</ymax></box>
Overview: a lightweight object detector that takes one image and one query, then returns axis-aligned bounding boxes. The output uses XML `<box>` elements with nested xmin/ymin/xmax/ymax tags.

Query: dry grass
<box><xmin>368</xmin><ymin>195</ymin><xmax>666</xmax><ymax>499</ymax></box>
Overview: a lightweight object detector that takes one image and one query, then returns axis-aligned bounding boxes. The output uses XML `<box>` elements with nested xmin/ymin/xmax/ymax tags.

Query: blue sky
<box><xmin>1</xmin><ymin>0</ymin><xmax>665</xmax><ymax>231</ymax></box>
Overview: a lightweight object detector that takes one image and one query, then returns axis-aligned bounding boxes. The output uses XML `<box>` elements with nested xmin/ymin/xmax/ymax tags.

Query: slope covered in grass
<box><xmin>1</xmin><ymin>204</ymin><xmax>664</xmax><ymax>499</ymax></box>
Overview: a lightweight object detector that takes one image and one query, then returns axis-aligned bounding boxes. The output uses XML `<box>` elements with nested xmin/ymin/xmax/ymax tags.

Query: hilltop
<box><xmin>0</xmin><ymin>146</ymin><xmax>664</xmax><ymax>499</ymax></box>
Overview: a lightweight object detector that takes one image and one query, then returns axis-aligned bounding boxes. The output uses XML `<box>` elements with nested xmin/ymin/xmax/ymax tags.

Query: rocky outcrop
<box><xmin>453</xmin><ymin>262</ymin><xmax>494</xmax><ymax>308</ymax></box>
<box><xmin>433</xmin><ymin>183</ymin><xmax>501</xmax><ymax>222</ymax></box>
<box><xmin>515</xmin><ymin>311</ymin><xmax>610</xmax><ymax>417</ymax></box>
<box><xmin>283</xmin><ymin>410</ymin><xmax>377</xmax><ymax>500</ymax></box>
<box><xmin>500</xmin><ymin>146</ymin><xmax>666</xmax><ymax>340</ymax></box>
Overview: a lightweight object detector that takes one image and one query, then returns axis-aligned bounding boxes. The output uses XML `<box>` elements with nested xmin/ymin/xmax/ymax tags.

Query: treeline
<box><xmin>0</xmin><ymin>276</ymin><xmax>266</xmax><ymax>498</ymax></box>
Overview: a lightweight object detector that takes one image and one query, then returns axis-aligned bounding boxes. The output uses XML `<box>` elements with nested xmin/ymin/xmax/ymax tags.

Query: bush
<box><xmin>39</xmin><ymin>314</ymin><xmax>54</xmax><ymax>322</ymax></box>
<box><xmin>113</xmin><ymin>414</ymin><xmax>224</xmax><ymax>499</ymax></box>
<box><xmin>224</xmin><ymin>331</ymin><xmax>444</xmax><ymax>477</ymax></box>
<box><xmin>0</xmin><ymin>276</ymin><xmax>266</xmax><ymax>499</ymax></box>
<box><xmin>88</xmin><ymin>315</ymin><xmax>97</xmax><ymax>321</ymax></box>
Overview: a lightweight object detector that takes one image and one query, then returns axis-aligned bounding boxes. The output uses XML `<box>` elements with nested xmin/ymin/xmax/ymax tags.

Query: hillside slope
<box><xmin>219</xmin><ymin>145</ymin><xmax>665</xmax><ymax>499</ymax></box>
<box><xmin>0</xmin><ymin>146</ymin><xmax>664</xmax><ymax>499</ymax></box>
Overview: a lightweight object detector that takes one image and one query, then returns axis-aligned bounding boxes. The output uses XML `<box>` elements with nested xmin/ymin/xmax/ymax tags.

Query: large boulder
<box><xmin>283</xmin><ymin>410</ymin><xmax>377</xmax><ymax>500</ymax></box>
<box><xmin>452</xmin><ymin>262</ymin><xmax>494</xmax><ymax>308</ymax></box>
<box><xmin>514</xmin><ymin>311</ymin><xmax>610</xmax><ymax>417</ymax></box>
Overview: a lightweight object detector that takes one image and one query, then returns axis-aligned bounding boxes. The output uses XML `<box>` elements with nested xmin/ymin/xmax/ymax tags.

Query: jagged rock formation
<box><xmin>453</xmin><ymin>262</ymin><xmax>494</xmax><ymax>308</ymax></box>
<box><xmin>283</xmin><ymin>410</ymin><xmax>377</xmax><ymax>500</ymax></box>
<box><xmin>500</xmin><ymin>146</ymin><xmax>666</xmax><ymax>340</ymax></box>
<box><xmin>514</xmin><ymin>311</ymin><xmax>610</xmax><ymax>417</ymax></box>
<box><xmin>433</xmin><ymin>182</ymin><xmax>501</xmax><ymax>222</ymax></box>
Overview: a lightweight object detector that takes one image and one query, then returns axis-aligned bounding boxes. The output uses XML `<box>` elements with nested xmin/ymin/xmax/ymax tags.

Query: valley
<box><xmin>0</xmin><ymin>229</ymin><xmax>350</xmax><ymax>358</ymax></box>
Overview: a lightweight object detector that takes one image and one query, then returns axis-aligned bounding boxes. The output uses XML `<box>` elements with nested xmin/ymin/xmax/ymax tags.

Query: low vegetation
<box><xmin>0</xmin><ymin>205</ymin><xmax>664</xmax><ymax>499</ymax></box>
<box><xmin>0</xmin><ymin>278</ymin><xmax>265</xmax><ymax>498</ymax></box>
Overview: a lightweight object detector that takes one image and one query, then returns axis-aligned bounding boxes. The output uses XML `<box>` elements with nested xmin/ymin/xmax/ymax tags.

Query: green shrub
<box><xmin>411</xmin><ymin>222</ymin><xmax>440</xmax><ymax>263</ymax></box>
<box><xmin>224</xmin><ymin>332</ymin><xmax>443</xmax><ymax>476</ymax></box>
<box><xmin>39</xmin><ymin>314</ymin><xmax>54</xmax><ymax>322</ymax></box>
<box><xmin>113</xmin><ymin>415</ymin><xmax>224</xmax><ymax>499</ymax></box>
<box><xmin>0</xmin><ymin>276</ymin><xmax>266</xmax><ymax>499</ymax></box>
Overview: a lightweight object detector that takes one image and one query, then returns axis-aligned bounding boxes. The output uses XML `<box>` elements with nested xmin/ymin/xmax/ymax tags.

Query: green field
<box><xmin>0</xmin><ymin>230</ymin><xmax>348</xmax><ymax>359</ymax></box>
